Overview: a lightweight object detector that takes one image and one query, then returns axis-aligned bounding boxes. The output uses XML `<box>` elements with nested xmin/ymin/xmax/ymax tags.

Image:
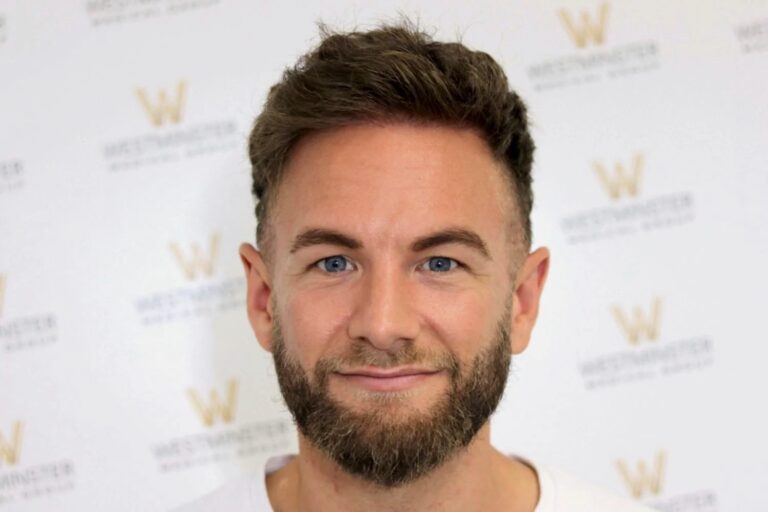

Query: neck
<box><xmin>266</xmin><ymin>423</ymin><xmax>540</xmax><ymax>512</ymax></box>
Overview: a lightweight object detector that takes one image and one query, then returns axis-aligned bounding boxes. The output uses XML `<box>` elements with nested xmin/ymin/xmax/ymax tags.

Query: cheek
<box><xmin>418</xmin><ymin>286</ymin><xmax>503</xmax><ymax>361</ymax></box>
<box><xmin>281</xmin><ymin>288</ymin><xmax>351</xmax><ymax>368</ymax></box>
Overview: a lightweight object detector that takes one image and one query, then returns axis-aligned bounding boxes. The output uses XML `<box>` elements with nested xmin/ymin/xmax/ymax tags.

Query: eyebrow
<box><xmin>289</xmin><ymin>228</ymin><xmax>362</xmax><ymax>254</ymax></box>
<box><xmin>410</xmin><ymin>228</ymin><xmax>491</xmax><ymax>260</ymax></box>
<box><xmin>290</xmin><ymin>226</ymin><xmax>491</xmax><ymax>260</ymax></box>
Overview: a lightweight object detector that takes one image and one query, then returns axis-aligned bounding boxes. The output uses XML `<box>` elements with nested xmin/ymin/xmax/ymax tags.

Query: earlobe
<box><xmin>510</xmin><ymin>247</ymin><xmax>550</xmax><ymax>355</ymax></box>
<box><xmin>239</xmin><ymin>243</ymin><xmax>275</xmax><ymax>352</ymax></box>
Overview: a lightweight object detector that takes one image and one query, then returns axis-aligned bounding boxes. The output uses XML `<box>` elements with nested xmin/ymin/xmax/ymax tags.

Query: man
<box><xmin>178</xmin><ymin>21</ymin><xmax>652</xmax><ymax>512</ymax></box>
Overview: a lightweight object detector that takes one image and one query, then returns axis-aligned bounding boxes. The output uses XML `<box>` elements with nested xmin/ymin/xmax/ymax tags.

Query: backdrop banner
<box><xmin>1</xmin><ymin>1</ymin><xmax>766</xmax><ymax>511</ymax></box>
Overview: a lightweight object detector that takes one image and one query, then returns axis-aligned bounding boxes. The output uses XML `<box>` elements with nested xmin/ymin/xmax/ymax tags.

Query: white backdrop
<box><xmin>1</xmin><ymin>1</ymin><xmax>767</xmax><ymax>511</ymax></box>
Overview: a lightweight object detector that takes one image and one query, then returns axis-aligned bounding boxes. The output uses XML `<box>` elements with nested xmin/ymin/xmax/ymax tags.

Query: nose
<box><xmin>347</xmin><ymin>262</ymin><xmax>421</xmax><ymax>352</ymax></box>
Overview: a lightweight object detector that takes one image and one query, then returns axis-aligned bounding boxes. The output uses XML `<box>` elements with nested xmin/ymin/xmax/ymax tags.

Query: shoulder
<box><xmin>537</xmin><ymin>465</ymin><xmax>654</xmax><ymax>512</ymax></box>
<box><xmin>171</xmin><ymin>454</ymin><xmax>294</xmax><ymax>511</ymax></box>
<box><xmin>171</xmin><ymin>474</ymin><xmax>258</xmax><ymax>512</ymax></box>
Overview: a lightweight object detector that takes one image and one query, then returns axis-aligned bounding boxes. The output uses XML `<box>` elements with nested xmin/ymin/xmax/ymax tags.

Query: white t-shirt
<box><xmin>175</xmin><ymin>454</ymin><xmax>653</xmax><ymax>511</ymax></box>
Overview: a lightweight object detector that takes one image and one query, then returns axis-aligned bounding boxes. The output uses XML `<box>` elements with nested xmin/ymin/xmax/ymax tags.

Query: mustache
<box><xmin>314</xmin><ymin>342</ymin><xmax>460</xmax><ymax>381</ymax></box>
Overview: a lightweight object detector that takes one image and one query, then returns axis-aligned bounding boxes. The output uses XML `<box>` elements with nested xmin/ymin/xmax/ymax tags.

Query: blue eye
<box><xmin>423</xmin><ymin>257</ymin><xmax>458</xmax><ymax>272</ymax></box>
<box><xmin>316</xmin><ymin>255</ymin><xmax>353</xmax><ymax>273</ymax></box>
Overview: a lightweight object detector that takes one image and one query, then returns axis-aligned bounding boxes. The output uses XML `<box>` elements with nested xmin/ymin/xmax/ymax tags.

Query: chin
<box><xmin>335</xmin><ymin>394</ymin><xmax>448</xmax><ymax>428</ymax></box>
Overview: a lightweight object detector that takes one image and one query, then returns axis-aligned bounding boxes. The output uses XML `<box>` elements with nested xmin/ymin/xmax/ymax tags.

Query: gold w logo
<box><xmin>558</xmin><ymin>3</ymin><xmax>610</xmax><ymax>48</ymax></box>
<box><xmin>593</xmin><ymin>152</ymin><xmax>644</xmax><ymax>200</ymax></box>
<box><xmin>135</xmin><ymin>80</ymin><xmax>187</xmax><ymax>127</ymax></box>
<box><xmin>187</xmin><ymin>380</ymin><xmax>239</xmax><ymax>428</ymax></box>
<box><xmin>616</xmin><ymin>451</ymin><xmax>666</xmax><ymax>498</ymax></box>
<box><xmin>169</xmin><ymin>233</ymin><xmax>220</xmax><ymax>280</ymax></box>
<box><xmin>611</xmin><ymin>297</ymin><xmax>662</xmax><ymax>344</ymax></box>
<box><xmin>0</xmin><ymin>273</ymin><xmax>6</xmax><ymax>318</ymax></box>
<box><xmin>0</xmin><ymin>421</ymin><xmax>23</xmax><ymax>466</ymax></box>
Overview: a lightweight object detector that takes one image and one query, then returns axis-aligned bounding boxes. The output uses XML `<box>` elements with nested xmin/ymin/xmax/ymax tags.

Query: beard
<box><xmin>271</xmin><ymin>308</ymin><xmax>512</xmax><ymax>488</ymax></box>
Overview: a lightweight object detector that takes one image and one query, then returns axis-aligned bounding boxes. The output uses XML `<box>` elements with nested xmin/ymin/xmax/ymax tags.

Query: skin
<box><xmin>239</xmin><ymin>122</ymin><xmax>550</xmax><ymax>512</ymax></box>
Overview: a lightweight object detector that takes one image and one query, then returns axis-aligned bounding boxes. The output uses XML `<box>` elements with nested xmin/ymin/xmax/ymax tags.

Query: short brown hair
<box><xmin>248</xmin><ymin>21</ymin><xmax>535</xmax><ymax>254</ymax></box>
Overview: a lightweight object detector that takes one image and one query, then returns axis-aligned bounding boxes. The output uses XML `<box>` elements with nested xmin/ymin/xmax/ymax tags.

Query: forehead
<box><xmin>271</xmin><ymin>122</ymin><xmax>515</xmax><ymax>250</ymax></box>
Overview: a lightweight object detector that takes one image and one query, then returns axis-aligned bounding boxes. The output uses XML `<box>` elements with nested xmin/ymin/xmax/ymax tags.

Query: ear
<box><xmin>239</xmin><ymin>243</ymin><xmax>275</xmax><ymax>352</ymax></box>
<box><xmin>510</xmin><ymin>247</ymin><xmax>550</xmax><ymax>355</ymax></box>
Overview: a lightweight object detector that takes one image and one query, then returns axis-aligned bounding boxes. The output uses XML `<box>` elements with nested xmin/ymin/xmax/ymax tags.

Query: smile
<box><xmin>335</xmin><ymin>369</ymin><xmax>444</xmax><ymax>392</ymax></box>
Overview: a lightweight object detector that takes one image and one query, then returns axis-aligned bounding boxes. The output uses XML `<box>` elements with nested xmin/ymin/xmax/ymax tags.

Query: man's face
<box><xmin>246</xmin><ymin>122</ymin><xmax>542</xmax><ymax>486</ymax></box>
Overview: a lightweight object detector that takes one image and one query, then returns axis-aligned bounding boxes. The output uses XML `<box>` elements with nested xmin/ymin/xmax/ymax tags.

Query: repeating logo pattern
<box><xmin>616</xmin><ymin>450</ymin><xmax>666</xmax><ymax>499</ymax></box>
<box><xmin>593</xmin><ymin>153</ymin><xmax>643</xmax><ymax>200</ymax></box>
<box><xmin>558</xmin><ymin>3</ymin><xmax>610</xmax><ymax>48</ymax></box>
<box><xmin>615</xmin><ymin>452</ymin><xmax>719</xmax><ymax>511</ymax></box>
<box><xmin>579</xmin><ymin>296</ymin><xmax>714</xmax><ymax>389</ymax></box>
<box><xmin>135</xmin><ymin>81</ymin><xmax>187</xmax><ymax>127</ymax></box>
<box><xmin>735</xmin><ymin>17</ymin><xmax>768</xmax><ymax>54</ymax></box>
<box><xmin>610</xmin><ymin>297</ymin><xmax>662</xmax><ymax>344</ymax></box>
<box><xmin>170</xmin><ymin>233</ymin><xmax>220</xmax><ymax>281</ymax></box>
<box><xmin>527</xmin><ymin>3</ymin><xmax>661</xmax><ymax>91</ymax></box>
<box><xmin>0</xmin><ymin>422</ymin><xmax>76</xmax><ymax>506</ymax></box>
<box><xmin>85</xmin><ymin>0</ymin><xmax>221</xmax><ymax>27</ymax></box>
<box><xmin>101</xmin><ymin>81</ymin><xmax>238</xmax><ymax>171</ymax></box>
<box><xmin>2</xmin><ymin>3</ymin><xmax>761</xmax><ymax>510</ymax></box>
<box><xmin>187</xmin><ymin>379</ymin><xmax>239</xmax><ymax>428</ymax></box>
<box><xmin>0</xmin><ymin>275</ymin><xmax>59</xmax><ymax>354</ymax></box>
<box><xmin>0</xmin><ymin>422</ymin><xmax>23</xmax><ymax>467</ymax></box>
<box><xmin>561</xmin><ymin>152</ymin><xmax>695</xmax><ymax>244</ymax></box>
<box><xmin>134</xmin><ymin>233</ymin><xmax>244</xmax><ymax>325</ymax></box>
<box><xmin>151</xmin><ymin>380</ymin><xmax>292</xmax><ymax>473</ymax></box>
<box><xmin>0</xmin><ymin>160</ymin><xmax>23</xmax><ymax>195</ymax></box>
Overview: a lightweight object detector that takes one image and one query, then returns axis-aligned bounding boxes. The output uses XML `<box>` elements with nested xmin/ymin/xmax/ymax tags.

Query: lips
<box><xmin>336</xmin><ymin>367</ymin><xmax>443</xmax><ymax>392</ymax></box>
<box><xmin>339</xmin><ymin>367</ymin><xmax>440</xmax><ymax>378</ymax></box>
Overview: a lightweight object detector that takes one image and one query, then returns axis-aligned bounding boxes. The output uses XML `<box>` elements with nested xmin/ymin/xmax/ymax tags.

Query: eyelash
<box><xmin>311</xmin><ymin>256</ymin><xmax>465</xmax><ymax>274</ymax></box>
<box><xmin>312</xmin><ymin>255</ymin><xmax>356</xmax><ymax>273</ymax></box>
